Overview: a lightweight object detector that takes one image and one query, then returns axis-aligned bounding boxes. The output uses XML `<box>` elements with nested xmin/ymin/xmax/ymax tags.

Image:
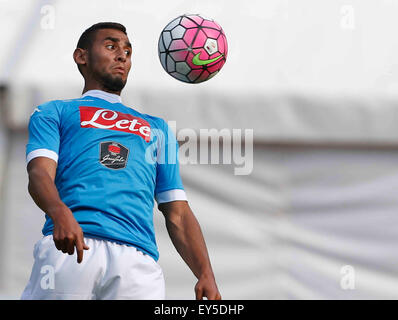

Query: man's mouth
<box><xmin>113</xmin><ymin>67</ymin><xmax>125</xmax><ymax>75</ymax></box>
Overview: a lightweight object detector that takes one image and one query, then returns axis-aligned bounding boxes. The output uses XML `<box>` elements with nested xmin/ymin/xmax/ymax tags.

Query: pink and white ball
<box><xmin>158</xmin><ymin>14</ymin><xmax>228</xmax><ymax>83</ymax></box>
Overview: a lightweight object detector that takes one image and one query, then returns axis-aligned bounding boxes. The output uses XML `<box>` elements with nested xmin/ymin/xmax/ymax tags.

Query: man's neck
<box><xmin>82</xmin><ymin>84</ymin><xmax>121</xmax><ymax>96</ymax></box>
<box><xmin>81</xmin><ymin>89</ymin><xmax>122</xmax><ymax>104</ymax></box>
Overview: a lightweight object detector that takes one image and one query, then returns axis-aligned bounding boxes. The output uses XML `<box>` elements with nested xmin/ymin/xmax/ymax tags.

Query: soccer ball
<box><xmin>158</xmin><ymin>14</ymin><xmax>228</xmax><ymax>83</ymax></box>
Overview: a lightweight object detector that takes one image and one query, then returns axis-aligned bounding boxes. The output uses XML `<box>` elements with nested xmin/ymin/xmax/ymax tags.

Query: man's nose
<box><xmin>115</xmin><ymin>49</ymin><xmax>127</xmax><ymax>62</ymax></box>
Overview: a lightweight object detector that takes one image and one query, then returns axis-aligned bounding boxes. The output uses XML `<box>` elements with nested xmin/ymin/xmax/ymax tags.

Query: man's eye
<box><xmin>125</xmin><ymin>50</ymin><xmax>131</xmax><ymax>55</ymax></box>
<box><xmin>106</xmin><ymin>44</ymin><xmax>114</xmax><ymax>49</ymax></box>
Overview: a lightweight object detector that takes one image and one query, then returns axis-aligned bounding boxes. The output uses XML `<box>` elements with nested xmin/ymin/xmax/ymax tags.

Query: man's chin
<box><xmin>101</xmin><ymin>74</ymin><xmax>127</xmax><ymax>93</ymax></box>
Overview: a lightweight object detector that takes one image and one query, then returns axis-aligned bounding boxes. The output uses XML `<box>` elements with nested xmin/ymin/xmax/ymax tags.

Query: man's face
<box><xmin>87</xmin><ymin>28</ymin><xmax>132</xmax><ymax>92</ymax></box>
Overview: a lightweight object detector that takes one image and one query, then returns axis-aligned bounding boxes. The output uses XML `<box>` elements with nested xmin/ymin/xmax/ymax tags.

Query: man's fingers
<box><xmin>54</xmin><ymin>239</ymin><xmax>62</xmax><ymax>251</ymax></box>
<box><xmin>75</xmin><ymin>239</ymin><xmax>84</xmax><ymax>263</ymax></box>
<box><xmin>67</xmin><ymin>238</ymin><xmax>75</xmax><ymax>255</ymax></box>
<box><xmin>208</xmin><ymin>292</ymin><xmax>222</xmax><ymax>300</ymax></box>
<box><xmin>75</xmin><ymin>237</ymin><xmax>89</xmax><ymax>263</ymax></box>
<box><xmin>206</xmin><ymin>292</ymin><xmax>216</xmax><ymax>300</ymax></box>
<box><xmin>195</xmin><ymin>287</ymin><xmax>203</xmax><ymax>300</ymax></box>
<box><xmin>60</xmin><ymin>240</ymin><xmax>68</xmax><ymax>253</ymax></box>
<box><xmin>54</xmin><ymin>234</ymin><xmax>89</xmax><ymax>263</ymax></box>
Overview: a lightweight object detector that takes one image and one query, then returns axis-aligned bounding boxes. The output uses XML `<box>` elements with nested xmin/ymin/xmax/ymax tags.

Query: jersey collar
<box><xmin>81</xmin><ymin>90</ymin><xmax>122</xmax><ymax>104</ymax></box>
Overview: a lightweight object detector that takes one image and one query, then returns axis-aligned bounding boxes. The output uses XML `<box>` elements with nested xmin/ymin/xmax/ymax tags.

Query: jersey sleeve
<box><xmin>154</xmin><ymin>119</ymin><xmax>187</xmax><ymax>204</ymax></box>
<box><xmin>26</xmin><ymin>101</ymin><xmax>61</xmax><ymax>165</ymax></box>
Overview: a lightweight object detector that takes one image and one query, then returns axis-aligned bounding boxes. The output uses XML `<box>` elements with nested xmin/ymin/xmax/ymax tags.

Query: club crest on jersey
<box><xmin>79</xmin><ymin>106</ymin><xmax>151</xmax><ymax>142</ymax></box>
<box><xmin>99</xmin><ymin>141</ymin><xmax>129</xmax><ymax>170</ymax></box>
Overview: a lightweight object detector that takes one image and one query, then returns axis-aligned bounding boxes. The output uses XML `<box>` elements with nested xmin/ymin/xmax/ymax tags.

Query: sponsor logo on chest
<box><xmin>99</xmin><ymin>141</ymin><xmax>129</xmax><ymax>169</ymax></box>
<box><xmin>79</xmin><ymin>106</ymin><xmax>151</xmax><ymax>142</ymax></box>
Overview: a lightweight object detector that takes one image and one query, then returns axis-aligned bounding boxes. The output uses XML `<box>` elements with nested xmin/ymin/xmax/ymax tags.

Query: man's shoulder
<box><xmin>123</xmin><ymin>106</ymin><xmax>167</xmax><ymax>129</ymax></box>
<box><xmin>36</xmin><ymin>97</ymin><xmax>85</xmax><ymax>108</ymax></box>
<box><xmin>141</xmin><ymin>112</ymin><xmax>166</xmax><ymax>126</ymax></box>
<box><xmin>33</xmin><ymin>97</ymin><xmax>95</xmax><ymax>114</ymax></box>
<box><xmin>31</xmin><ymin>99</ymin><xmax>60</xmax><ymax>116</ymax></box>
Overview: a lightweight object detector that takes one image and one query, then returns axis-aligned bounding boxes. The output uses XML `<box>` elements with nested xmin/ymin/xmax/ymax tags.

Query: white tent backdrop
<box><xmin>1</xmin><ymin>89</ymin><xmax>398</xmax><ymax>300</ymax></box>
<box><xmin>1</xmin><ymin>0</ymin><xmax>398</xmax><ymax>299</ymax></box>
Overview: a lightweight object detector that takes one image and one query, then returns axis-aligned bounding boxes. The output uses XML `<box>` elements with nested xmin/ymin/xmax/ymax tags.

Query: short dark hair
<box><xmin>77</xmin><ymin>22</ymin><xmax>127</xmax><ymax>50</ymax></box>
<box><xmin>75</xmin><ymin>22</ymin><xmax>127</xmax><ymax>75</ymax></box>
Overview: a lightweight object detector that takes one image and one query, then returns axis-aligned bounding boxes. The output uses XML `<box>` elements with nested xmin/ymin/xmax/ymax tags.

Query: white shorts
<box><xmin>21</xmin><ymin>235</ymin><xmax>165</xmax><ymax>300</ymax></box>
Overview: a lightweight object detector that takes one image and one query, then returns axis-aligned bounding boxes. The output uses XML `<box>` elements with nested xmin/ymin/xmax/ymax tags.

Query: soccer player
<box><xmin>21</xmin><ymin>22</ymin><xmax>221</xmax><ymax>300</ymax></box>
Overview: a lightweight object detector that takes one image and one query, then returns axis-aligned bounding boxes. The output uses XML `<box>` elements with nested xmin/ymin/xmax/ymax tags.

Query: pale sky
<box><xmin>2</xmin><ymin>0</ymin><xmax>398</xmax><ymax>95</ymax></box>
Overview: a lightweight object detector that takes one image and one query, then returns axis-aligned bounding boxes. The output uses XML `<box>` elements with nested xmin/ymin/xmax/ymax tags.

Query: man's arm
<box><xmin>158</xmin><ymin>200</ymin><xmax>221</xmax><ymax>300</ymax></box>
<box><xmin>27</xmin><ymin>157</ymin><xmax>89</xmax><ymax>263</ymax></box>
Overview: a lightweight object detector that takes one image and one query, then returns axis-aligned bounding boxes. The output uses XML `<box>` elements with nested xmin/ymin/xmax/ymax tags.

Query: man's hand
<box><xmin>51</xmin><ymin>205</ymin><xmax>89</xmax><ymax>264</ymax></box>
<box><xmin>195</xmin><ymin>274</ymin><xmax>222</xmax><ymax>300</ymax></box>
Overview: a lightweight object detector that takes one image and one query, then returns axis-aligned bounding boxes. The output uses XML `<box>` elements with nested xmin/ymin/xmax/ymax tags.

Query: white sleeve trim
<box><xmin>155</xmin><ymin>189</ymin><xmax>187</xmax><ymax>204</ymax></box>
<box><xmin>26</xmin><ymin>149</ymin><xmax>58</xmax><ymax>165</ymax></box>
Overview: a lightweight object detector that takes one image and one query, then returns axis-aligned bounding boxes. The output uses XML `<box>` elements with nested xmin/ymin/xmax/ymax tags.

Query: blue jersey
<box><xmin>26</xmin><ymin>90</ymin><xmax>187</xmax><ymax>261</ymax></box>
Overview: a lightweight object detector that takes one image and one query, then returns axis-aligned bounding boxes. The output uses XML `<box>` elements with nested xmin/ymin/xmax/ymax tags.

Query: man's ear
<box><xmin>73</xmin><ymin>48</ymin><xmax>87</xmax><ymax>68</ymax></box>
